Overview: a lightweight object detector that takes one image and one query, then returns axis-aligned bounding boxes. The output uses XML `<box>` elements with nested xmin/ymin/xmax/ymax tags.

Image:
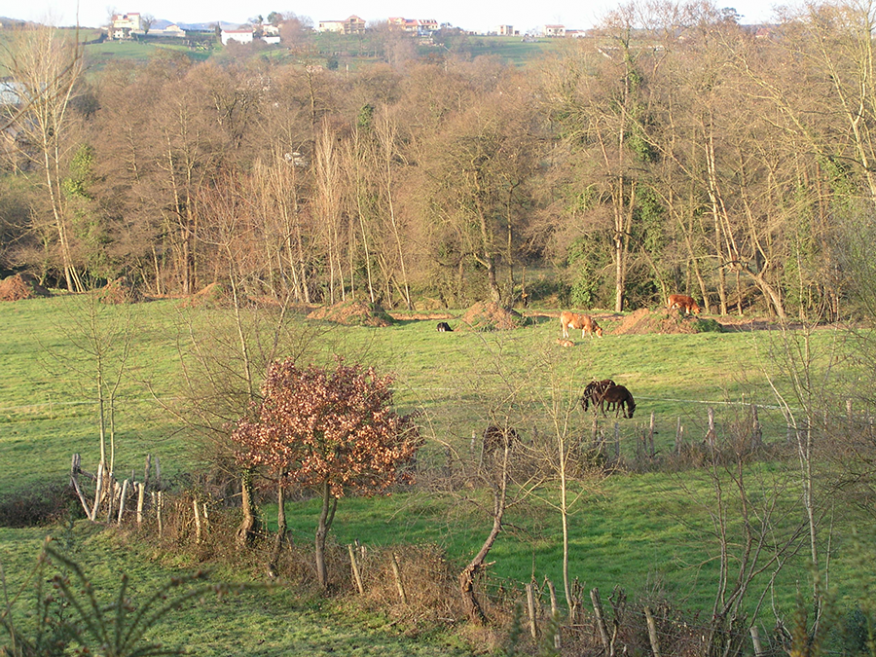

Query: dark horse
<box><xmin>581</xmin><ymin>379</ymin><xmax>616</xmax><ymax>412</ymax></box>
<box><xmin>437</xmin><ymin>322</ymin><xmax>453</xmax><ymax>332</ymax></box>
<box><xmin>598</xmin><ymin>384</ymin><xmax>636</xmax><ymax>419</ymax></box>
<box><xmin>482</xmin><ymin>425</ymin><xmax>519</xmax><ymax>461</ymax></box>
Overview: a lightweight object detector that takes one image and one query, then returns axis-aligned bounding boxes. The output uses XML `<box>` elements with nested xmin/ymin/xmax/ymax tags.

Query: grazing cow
<box><xmin>581</xmin><ymin>379</ymin><xmax>616</xmax><ymax>412</ymax></box>
<box><xmin>598</xmin><ymin>384</ymin><xmax>636</xmax><ymax>419</ymax></box>
<box><xmin>560</xmin><ymin>311</ymin><xmax>604</xmax><ymax>339</ymax></box>
<box><xmin>437</xmin><ymin>322</ymin><xmax>453</xmax><ymax>332</ymax></box>
<box><xmin>482</xmin><ymin>425</ymin><xmax>519</xmax><ymax>461</ymax></box>
<box><xmin>667</xmin><ymin>294</ymin><xmax>701</xmax><ymax>315</ymax></box>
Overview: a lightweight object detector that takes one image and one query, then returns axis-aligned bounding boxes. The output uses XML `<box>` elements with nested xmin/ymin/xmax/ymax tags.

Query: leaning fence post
<box><xmin>116</xmin><ymin>479</ymin><xmax>130</xmax><ymax>525</ymax></box>
<box><xmin>526</xmin><ymin>582</ymin><xmax>538</xmax><ymax>639</ymax></box>
<box><xmin>546</xmin><ymin>578</ymin><xmax>561</xmax><ymax>649</ymax></box>
<box><xmin>348</xmin><ymin>544</ymin><xmax>364</xmax><ymax>594</ymax></box>
<box><xmin>391</xmin><ymin>553</ymin><xmax>407</xmax><ymax>605</ymax></box>
<box><xmin>590</xmin><ymin>587</ymin><xmax>611</xmax><ymax>653</ymax></box>
<box><xmin>750</xmin><ymin>626</ymin><xmax>764</xmax><ymax>657</ymax></box>
<box><xmin>649</xmin><ymin>411</ymin><xmax>656</xmax><ymax>458</ymax></box>
<box><xmin>644</xmin><ymin>606</ymin><xmax>662</xmax><ymax>657</ymax></box>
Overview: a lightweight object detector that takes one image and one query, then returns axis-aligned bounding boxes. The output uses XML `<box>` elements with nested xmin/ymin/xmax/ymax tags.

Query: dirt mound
<box><xmin>180</xmin><ymin>283</ymin><xmax>239</xmax><ymax>308</ymax></box>
<box><xmin>96</xmin><ymin>277</ymin><xmax>145</xmax><ymax>304</ymax></box>
<box><xmin>461</xmin><ymin>302</ymin><xmax>528</xmax><ymax>331</ymax></box>
<box><xmin>307</xmin><ymin>299</ymin><xmax>394</xmax><ymax>327</ymax></box>
<box><xmin>0</xmin><ymin>273</ymin><xmax>51</xmax><ymax>301</ymax></box>
<box><xmin>612</xmin><ymin>308</ymin><xmax>723</xmax><ymax>335</ymax></box>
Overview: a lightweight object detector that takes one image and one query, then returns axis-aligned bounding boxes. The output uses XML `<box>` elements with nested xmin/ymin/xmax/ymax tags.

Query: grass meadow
<box><xmin>1</xmin><ymin>294</ymin><xmax>873</xmax><ymax>654</ymax></box>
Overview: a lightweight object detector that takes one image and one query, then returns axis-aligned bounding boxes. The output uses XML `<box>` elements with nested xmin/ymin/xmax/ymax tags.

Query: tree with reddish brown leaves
<box><xmin>232</xmin><ymin>358</ymin><xmax>421</xmax><ymax>589</ymax></box>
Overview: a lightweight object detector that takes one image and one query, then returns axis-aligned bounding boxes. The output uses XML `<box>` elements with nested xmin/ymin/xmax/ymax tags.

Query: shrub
<box><xmin>0</xmin><ymin>483</ymin><xmax>81</xmax><ymax>527</ymax></box>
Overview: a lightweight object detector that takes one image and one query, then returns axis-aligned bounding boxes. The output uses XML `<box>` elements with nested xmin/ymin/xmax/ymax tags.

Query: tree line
<box><xmin>3</xmin><ymin>0</ymin><xmax>875</xmax><ymax>318</ymax></box>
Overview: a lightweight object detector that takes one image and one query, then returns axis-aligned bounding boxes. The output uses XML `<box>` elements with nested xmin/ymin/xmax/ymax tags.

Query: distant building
<box><xmin>317</xmin><ymin>15</ymin><xmax>365</xmax><ymax>34</ymax></box>
<box><xmin>389</xmin><ymin>17</ymin><xmax>438</xmax><ymax>35</ymax></box>
<box><xmin>543</xmin><ymin>24</ymin><xmax>566</xmax><ymax>37</ymax></box>
<box><xmin>221</xmin><ymin>28</ymin><xmax>254</xmax><ymax>44</ymax></box>
<box><xmin>149</xmin><ymin>24</ymin><xmax>186</xmax><ymax>37</ymax></box>
<box><xmin>497</xmin><ymin>25</ymin><xmax>516</xmax><ymax>36</ymax></box>
<box><xmin>109</xmin><ymin>12</ymin><xmax>141</xmax><ymax>39</ymax></box>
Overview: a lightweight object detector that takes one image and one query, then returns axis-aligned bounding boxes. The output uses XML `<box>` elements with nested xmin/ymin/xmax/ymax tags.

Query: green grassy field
<box><xmin>1</xmin><ymin>294</ymin><xmax>872</xmax><ymax>653</ymax></box>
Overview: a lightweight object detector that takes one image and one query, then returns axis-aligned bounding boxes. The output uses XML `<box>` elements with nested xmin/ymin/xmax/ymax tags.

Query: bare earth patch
<box><xmin>461</xmin><ymin>302</ymin><xmax>528</xmax><ymax>331</ymax></box>
<box><xmin>0</xmin><ymin>273</ymin><xmax>51</xmax><ymax>301</ymax></box>
<box><xmin>307</xmin><ymin>300</ymin><xmax>394</xmax><ymax>327</ymax></box>
<box><xmin>96</xmin><ymin>277</ymin><xmax>145</xmax><ymax>304</ymax></box>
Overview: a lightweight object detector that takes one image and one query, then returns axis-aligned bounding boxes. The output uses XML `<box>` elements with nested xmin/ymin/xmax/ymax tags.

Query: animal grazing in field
<box><xmin>436</xmin><ymin>322</ymin><xmax>453</xmax><ymax>332</ymax></box>
<box><xmin>560</xmin><ymin>311</ymin><xmax>604</xmax><ymax>339</ymax></box>
<box><xmin>667</xmin><ymin>294</ymin><xmax>701</xmax><ymax>315</ymax></box>
<box><xmin>581</xmin><ymin>379</ymin><xmax>616</xmax><ymax>412</ymax></box>
<box><xmin>598</xmin><ymin>384</ymin><xmax>636</xmax><ymax>419</ymax></box>
<box><xmin>557</xmin><ymin>338</ymin><xmax>574</xmax><ymax>347</ymax></box>
<box><xmin>481</xmin><ymin>425</ymin><xmax>520</xmax><ymax>460</ymax></box>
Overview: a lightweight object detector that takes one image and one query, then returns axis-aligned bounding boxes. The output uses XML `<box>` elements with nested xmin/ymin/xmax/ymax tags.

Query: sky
<box><xmin>0</xmin><ymin>0</ymin><xmax>780</xmax><ymax>35</ymax></box>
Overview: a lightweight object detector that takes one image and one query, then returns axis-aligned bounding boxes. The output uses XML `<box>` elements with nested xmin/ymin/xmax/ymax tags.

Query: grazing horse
<box><xmin>436</xmin><ymin>322</ymin><xmax>453</xmax><ymax>332</ymax></box>
<box><xmin>581</xmin><ymin>379</ymin><xmax>616</xmax><ymax>412</ymax></box>
<box><xmin>482</xmin><ymin>425</ymin><xmax>519</xmax><ymax>461</ymax></box>
<box><xmin>560</xmin><ymin>311</ymin><xmax>604</xmax><ymax>339</ymax></box>
<box><xmin>598</xmin><ymin>384</ymin><xmax>636</xmax><ymax>419</ymax></box>
<box><xmin>667</xmin><ymin>294</ymin><xmax>701</xmax><ymax>315</ymax></box>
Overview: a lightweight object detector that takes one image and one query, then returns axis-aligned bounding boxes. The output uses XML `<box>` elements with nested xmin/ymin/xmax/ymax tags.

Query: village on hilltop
<box><xmin>106</xmin><ymin>10</ymin><xmax>589</xmax><ymax>45</ymax></box>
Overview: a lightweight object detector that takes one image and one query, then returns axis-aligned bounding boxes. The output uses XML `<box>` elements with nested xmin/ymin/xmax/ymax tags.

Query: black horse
<box><xmin>437</xmin><ymin>322</ymin><xmax>453</xmax><ymax>332</ymax></box>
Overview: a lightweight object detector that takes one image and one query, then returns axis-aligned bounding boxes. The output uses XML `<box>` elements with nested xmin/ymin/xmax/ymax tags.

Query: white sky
<box><xmin>0</xmin><ymin>0</ymin><xmax>779</xmax><ymax>34</ymax></box>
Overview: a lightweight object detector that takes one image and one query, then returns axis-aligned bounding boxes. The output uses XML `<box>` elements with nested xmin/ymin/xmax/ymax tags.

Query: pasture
<box><xmin>1</xmin><ymin>294</ymin><xmax>873</xmax><ymax>653</ymax></box>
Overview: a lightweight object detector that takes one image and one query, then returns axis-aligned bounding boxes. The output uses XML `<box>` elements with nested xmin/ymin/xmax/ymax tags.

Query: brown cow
<box><xmin>598</xmin><ymin>384</ymin><xmax>636</xmax><ymax>419</ymax></box>
<box><xmin>667</xmin><ymin>294</ymin><xmax>701</xmax><ymax>315</ymax></box>
<box><xmin>560</xmin><ymin>311</ymin><xmax>604</xmax><ymax>339</ymax></box>
<box><xmin>581</xmin><ymin>379</ymin><xmax>616</xmax><ymax>412</ymax></box>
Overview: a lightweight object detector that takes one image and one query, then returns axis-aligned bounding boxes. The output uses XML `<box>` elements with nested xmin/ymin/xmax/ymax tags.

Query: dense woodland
<box><xmin>3</xmin><ymin>1</ymin><xmax>876</xmax><ymax>317</ymax></box>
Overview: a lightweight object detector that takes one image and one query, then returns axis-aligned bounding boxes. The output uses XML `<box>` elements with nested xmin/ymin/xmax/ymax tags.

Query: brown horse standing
<box><xmin>581</xmin><ymin>379</ymin><xmax>616</xmax><ymax>412</ymax></box>
<box><xmin>598</xmin><ymin>384</ymin><xmax>636</xmax><ymax>418</ymax></box>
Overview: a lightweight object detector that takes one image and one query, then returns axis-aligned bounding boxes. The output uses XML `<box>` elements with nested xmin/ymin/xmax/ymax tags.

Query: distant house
<box><xmin>318</xmin><ymin>15</ymin><xmax>365</xmax><ymax>34</ymax></box>
<box><xmin>109</xmin><ymin>12</ymin><xmax>141</xmax><ymax>39</ymax></box>
<box><xmin>262</xmin><ymin>35</ymin><xmax>281</xmax><ymax>44</ymax></box>
<box><xmin>150</xmin><ymin>24</ymin><xmax>186</xmax><ymax>37</ymax></box>
<box><xmin>221</xmin><ymin>28</ymin><xmax>254</xmax><ymax>45</ymax></box>
<box><xmin>389</xmin><ymin>17</ymin><xmax>437</xmax><ymax>35</ymax></box>
<box><xmin>497</xmin><ymin>25</ymin><xmax>516</xmax><ymax>36</ymax></box>
<box><xmin>543</xmin><ymin>24</ymin><xmax>566</xmax><ymax>37</ymax></box>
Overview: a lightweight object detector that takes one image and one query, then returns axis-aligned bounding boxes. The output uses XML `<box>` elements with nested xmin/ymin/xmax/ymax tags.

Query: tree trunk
<box><xmin>315</xmin><ymin>481</ymin><xmax>338</xmax><ymax>589</ymax></box>
<box><xmin>236</xmin><ymin>467</ymin><xmax>259</xmax><ymax>548</ymax></box>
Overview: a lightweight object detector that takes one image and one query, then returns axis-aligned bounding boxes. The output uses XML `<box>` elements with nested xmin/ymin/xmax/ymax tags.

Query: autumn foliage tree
<box><xmin>231</xmin><ymin>359</ymin><xmax>421</xmax><ymax>589</ymax></box>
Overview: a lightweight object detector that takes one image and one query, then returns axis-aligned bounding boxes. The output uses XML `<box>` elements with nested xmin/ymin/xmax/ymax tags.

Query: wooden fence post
<box><xmin>706</xmin><ymin>407</ymin><xmax>716</xmax><ymax>449</ymax></box>
<box><xmin>614</xmin><ymin>422</ymin><xmax>621</xmax><ymax>462</ymax></box>
<box><xmin>526</xmin><ymin>582</ymin><xmax>538</xmax><ymax>639</ymax></box>
<box><xmin>546</xmin><ymin>578</ymin><xmax>561</xmax><ymax>649</ymax></box>
<box><xmin>751</xmin><ymin>404</ymin><xmax>762</xmax><ymax>447</ymax></box>
<box><xmin>391</xmin><ymin>553</ymin><xmax>407</xmax><ymax>605</ymax></box>
<box><xmin>649</xmin><ymin>412</ymin><xmax>656</xmax><ymax>458</ymax></box>
<box><xmin>590</xmin><ymin>588</ymin><xmax>611</xmax><ymax>654</ymax></box>
<box><xmin>750</xmin><ymin>626</ymin><xmax>764</xmax><ymax>657</ymax></box>
<box><xmin>136</xmin><ymin>482</ymin><xmax>145</xmax><ymax>527</ymax></box>
<box><xmin>348</xmin><ymin>544</ymin><xmax>364</xmax><ymax>594</ymax></box>
<box><xmin>193</xmin><ymin>498</ymin><xmax>202</xmax><ymax>543</ymax></box>
<box><xmin>675</xmin><ymin>419</ymin><xmax>683</xmax><ymax>454</ymax></box>
<box><xmin>644</xmin><ymin>606</ymin><xmax>662</xmax><ymax>657</ymax></box>
<box><xmin>116</xmin><ymin>479</ymin><xmax>129</xmax><ymax>525</ymax></box>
